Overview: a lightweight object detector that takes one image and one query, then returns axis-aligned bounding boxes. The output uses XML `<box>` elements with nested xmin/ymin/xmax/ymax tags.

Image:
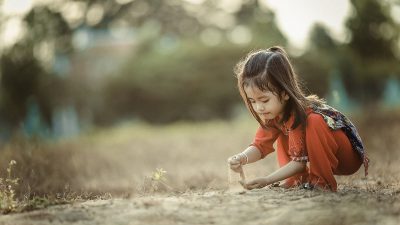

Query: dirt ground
<box><xmin>1</xmin><ymin>185</ymin><xmax>399</xmax><ymax>225</ymax></box>
<box><xmin>1</xmin><ymin>115</ymin><xmax>400</xmax><ymax>225</ymax></box>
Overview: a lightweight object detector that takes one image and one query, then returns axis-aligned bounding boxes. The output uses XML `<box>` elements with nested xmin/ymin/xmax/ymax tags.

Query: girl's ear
<box><xmin>282</xmin><ymin>92</ymin><xmax>289</xmax><ymax>101</ymax></box>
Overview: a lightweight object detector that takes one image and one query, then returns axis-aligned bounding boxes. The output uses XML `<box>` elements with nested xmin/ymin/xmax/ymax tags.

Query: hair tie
<box><xmin>267</xmin><ymin>46</ymin><xmax>287</xmax><ymax>56</ymax></box>
<box><xmin>268</xmin><ymin>47</ymin><xmax>280</xmax><ymax>52</ymax></box>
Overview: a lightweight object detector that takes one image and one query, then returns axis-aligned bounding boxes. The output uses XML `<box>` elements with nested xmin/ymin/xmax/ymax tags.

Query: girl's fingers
<box><xmin>230</xmin><ymin>161</ymin><xmax>240</xmax><ymax>167</ymax></box>
<box><xmin>228</xmin><ymin>157</ymin><xmax>241</xmax><ymax>172</ymax></box>
<box><xmin>239</xmin><ymin>180</ymin><xmax>251</xmax><ymax>190</ymax></box>
<box><xmin>239</xmin><ymin>181</ymin><xmax>257</xmax><ymax>190</ymax></box>
<box><xmin>239</xmin><ymin>180</ymin><xmax>265</xmax><ymax>190</ymax></box>
<box><xmin>248</xmin><ymin>183</ymin><xmax>264</xmax><ymax>190</ymax></box>
<box><xmin>228</xmin><ymin>154</ymin><xmax>244</xmax><ymax>166</ymax></box>
<box><xmin>228</xmin><ymin>158</ymin><xmax>240</xmax><ymax>165</ymax></box>
<box><xmin>246</xmin><ymin>180</ymin><xmax>257</xmax><ymax>186</ymax></box>
<box><xmin>247</xmin><ymin>183</ymin><xmax>259</xmax><ymax>190</ymax></box>
<box><xmin>231</xmin><ymin>166</ymin><xmax>243</xmax><ymax>173</ymax></box>
<box><xmin>239</xmin><ymin>180</ymin><xmax>245</xmax><ymax>188</ymax></box>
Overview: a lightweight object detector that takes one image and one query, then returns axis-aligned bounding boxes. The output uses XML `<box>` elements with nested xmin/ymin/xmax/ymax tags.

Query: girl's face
<box><xmin>244</xmin><ymin>85</ymin><xmax>289</xmax><ymax>121</ymax></box>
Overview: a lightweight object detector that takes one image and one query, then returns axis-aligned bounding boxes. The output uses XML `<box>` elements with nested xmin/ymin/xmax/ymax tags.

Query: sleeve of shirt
<box><xmin>250</xmin><ymin>126</ymin><xmax>280</xmax><ymax>158</ymax></box>
<box><xmin>288</xmin><ymin>125</ymin><xmax>308</xmax><ymax>162</ymax></box>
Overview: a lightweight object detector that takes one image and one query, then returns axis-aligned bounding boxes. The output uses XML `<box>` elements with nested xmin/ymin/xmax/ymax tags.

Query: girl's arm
<box><xmin>242</xmin><ymin>145</ymin><xmax>262</xmax><ymax>164</ymax></box>
<box><xmin>241</xmin><ymin>161</ymin><xmax>306</xmax><ymax>190</ymax></box>
<box><xmin>264</xmin><ymin>160</ymin><xmax>306</xmax><ymax>183</ymax></box>
<box><xmin>228</xmin><ymin>146</ymin><xmax>262</xmax><ymax>172</ymax></box>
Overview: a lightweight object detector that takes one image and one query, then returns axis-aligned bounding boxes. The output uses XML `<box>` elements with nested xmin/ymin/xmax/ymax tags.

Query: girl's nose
<box><xmin>256</xmin><ymin>103</ymin><xmax>265</xmax><ymax>111</ymax></box>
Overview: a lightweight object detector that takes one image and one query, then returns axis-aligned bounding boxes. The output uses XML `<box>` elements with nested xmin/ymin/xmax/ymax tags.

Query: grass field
<box><xmin>0</xmin><ymin>109</ymin><xmax>399</xmax><ymax>222</ymax></box>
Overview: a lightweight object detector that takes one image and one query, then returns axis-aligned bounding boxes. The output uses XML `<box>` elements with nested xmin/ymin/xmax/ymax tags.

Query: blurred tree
<box><xmin>233</xmin><ymin>0</ymin><xmax>287</xmax><ymax>46</ymax></box>
<box><xmin>0</xmin><ymin>5</ymin><xmax>74</xmax><ymax>132</ymax></box>
<box><xmin>309</xmin><ymin>23</ymin><xmax>337</xmax><ymax>51</ymax></box>
<box><xmin>119</xmin><ymin>0</ymin><xmax>205</xmax><ymax>37</ymax></box>
<box><xmin>99</xmin><ymin>0</ymin><xmax>288</xmax><ymax>124</ymax></box>
<box><xmin>0</xmin><ymin>0</ymin><xmax>141</xmax><ymax>132</ymax></box>
<box><xmin>0</xmin><ymin>0</ymin><xmax>288</xmax><ymax>129</ymax></box>
<box><xmin>1</xmin><ymin>44</ymin><xmax>42</xmax><ymax>128</ymax></box>
<box><xmin>346</xmin><ymin>0</ymin><xmax>398</xmax><ymax>60</ymax></box>
<box><xmin>344</xmin><ymin>0</ymin><xmax>400</xmax><ymax>102</ymax></box>
<box><xmin>103</xmin><ymin>44</ymin><xmax>243</xmax><ymax>124</ymax></box>
<box><xmin>295</xmin><ymin>24</ymin><xmax>338</xmax><ymax>97</ymax></box>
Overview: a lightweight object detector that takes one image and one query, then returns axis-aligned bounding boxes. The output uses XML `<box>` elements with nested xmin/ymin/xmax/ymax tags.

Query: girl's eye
<box><xmin>262</xmin><ymin>99</ymin><xmax>269</xmax><ymax>103</ymax></box>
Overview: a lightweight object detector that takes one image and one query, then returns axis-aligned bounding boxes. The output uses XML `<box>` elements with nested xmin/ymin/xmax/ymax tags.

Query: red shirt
<box><xmin>251</xmin><ymin>111</ymin><xmax>309</xmax><ymax>162</ymax></box>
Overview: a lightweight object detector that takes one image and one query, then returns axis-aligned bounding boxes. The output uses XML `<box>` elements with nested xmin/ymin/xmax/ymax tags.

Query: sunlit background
<box><xmin>0</xmin><ymin>0</ymin><xmax>400</xmax><ymax>208</ymax></box>
<box><xmin>0</xmin><ymin>0</ymin><xmax>399</xmax><ymax>139</ymax></box>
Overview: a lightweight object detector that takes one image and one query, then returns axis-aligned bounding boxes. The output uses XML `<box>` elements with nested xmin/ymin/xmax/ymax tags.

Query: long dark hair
<box><xmin>235</xmin><ymin>46</ymin><xmax>324</xmax><ymax>129</ymax></box>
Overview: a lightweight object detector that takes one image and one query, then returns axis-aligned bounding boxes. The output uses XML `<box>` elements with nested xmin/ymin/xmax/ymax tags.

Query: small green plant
<box><xmin>141</xmin><ymin>168</ymin><xmax>173</xmax><ymax>193</ymax></box>
<box><xmin>152</xmin><ymin>168</ymin><xmax>167</xmax><ymax>182</ymax></box>
<box><xmin>0</xmin><ymin>160</ymin><xmax>19</xmax><ymax>214</ymax></box>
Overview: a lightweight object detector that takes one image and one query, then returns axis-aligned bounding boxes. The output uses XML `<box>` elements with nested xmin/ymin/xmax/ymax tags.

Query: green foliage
<box><xmin>1</xmin><ymin>0</ymin><xmax>288</xmax><ymax>128</ymax></box>
<box><xmin>299</xmin><ymin>1</ymin><xmax>400</xmax><ymax>103</ymax></box>
<box><xmin>0</xmin><ymin>44</ymin><xmax>42</xmax><ymax>127</ymax></box>
<box><xmin>21</xmin><ymin>196</ymin><xmax>70</xmax><ymax>212</ymax></box>
<box><xmin>343</xmin><ymin>0</ymin><xmax>400</xmax><ymax>101</ymax></box>
<box><xmin>295</xmin><ymin>24</ymin><xmax>339</xmax><ymax>97</ymax></box>
<box><xmin>0</xmin><ymin>160</ymin><xmax>19</xmax><ymax>214</ymax></box>
<box><xmin>101</xmin><ymin>41</ymin><xmax>245</xmax><ymax>124</ymax></box>
<box><xmin>92</xmin><ymin>0</ymin><xmax>288</xmax><ymax>124</ymax></box>
<box><xmin>0</xmin><ymin>4</ymin><xmax>74</xmax><ymax>131</ymax></box>
<box><xmin>346</xmin><ymin>0</ymin><xmax>399</xmax><ymax>60</ymax></box>
<box><xmin>1</xmin><ymin>0</ymin><xmax>399</xmax><ymax>130</ymax></box>
<box><xmin>21</xmin><ymin>196</ymin><xmax>51</xmax><ymax>211</ymax></box>
<box><xmin>309</xmin><ymin>23</ymin><xmax>337</xmax><ymax>51</ymax></box>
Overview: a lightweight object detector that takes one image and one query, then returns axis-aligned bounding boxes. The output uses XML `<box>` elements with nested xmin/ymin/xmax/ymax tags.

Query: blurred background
<box><xmin>0</xmin><ymin>0</ymin><xmax>400</xmax><ymax>204</ymax></box>
<box><xmin>1</xmin><ymin>0</ymin><xmax>399</xmax><ymax>139</ymax></box>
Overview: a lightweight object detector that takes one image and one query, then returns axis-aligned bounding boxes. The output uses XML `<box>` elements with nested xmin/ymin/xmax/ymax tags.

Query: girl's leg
<box><xmin>332</xmin><ymin>130</ymin><xmax>363</xmax><ymax>175</ymax></box>
<box><xmin>305</xmin><ymin>113</ymin><xmax>340</xmax><ymax>191</ymax></box>
<box><xmin>276</xmin><ymin>136</ymin><xmax>309</xmax><ymax>188</ymax></box>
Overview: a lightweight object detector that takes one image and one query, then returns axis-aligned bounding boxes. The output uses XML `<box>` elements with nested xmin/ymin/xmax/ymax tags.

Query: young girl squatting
<box><xmin>228</xmin><ymin>46</ymin><xmax>369</xmax><ymax>192</ymax></box>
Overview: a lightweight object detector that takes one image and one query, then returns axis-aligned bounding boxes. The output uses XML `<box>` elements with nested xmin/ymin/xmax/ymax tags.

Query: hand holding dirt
<box><xmin>227</xmin><ymin>154</ymin><xmax>246</xmax><ymax>172</ymax></box>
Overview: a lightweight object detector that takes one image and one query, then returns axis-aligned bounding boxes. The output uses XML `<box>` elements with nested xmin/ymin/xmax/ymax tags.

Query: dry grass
<box><xmin>0</xmin><ymin>109</ymin><xmax>399</xmax><ymax>213</ymax></box>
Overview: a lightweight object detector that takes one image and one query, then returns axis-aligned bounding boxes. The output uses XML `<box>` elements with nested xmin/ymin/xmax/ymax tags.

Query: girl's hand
<box><xmin>227</xmin><ymin>154</ymin><xmax>246</xmax><ymax>173</ymax></box>
<box><xmin>239</xmin><ymin>177</ymin><xmax>269</xmax><ymax>190</ymax></box>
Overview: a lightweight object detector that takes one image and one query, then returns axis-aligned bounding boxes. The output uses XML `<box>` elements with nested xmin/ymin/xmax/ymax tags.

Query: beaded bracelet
<box><xmin>240</xmin><ymin>152</ymin><xmax>249</xmax><ymax>165</ymax></box>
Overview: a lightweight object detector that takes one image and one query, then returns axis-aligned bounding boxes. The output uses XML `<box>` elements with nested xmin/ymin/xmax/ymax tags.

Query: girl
<box><xmin>228</xmin><ymin>46</ymin><xmax>369</xmax><ymax>192</ymax></box>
